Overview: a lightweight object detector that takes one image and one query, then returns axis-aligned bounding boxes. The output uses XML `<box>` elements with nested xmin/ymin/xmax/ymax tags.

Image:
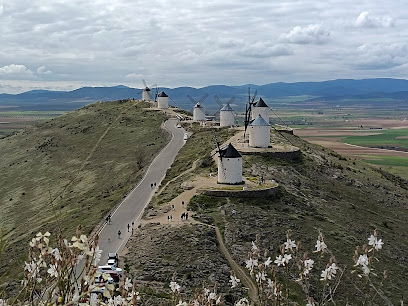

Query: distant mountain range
<box><xmin>1</xmin><ymin>78</ymin><xmax>408</xmax><ymax>112</ymax></box>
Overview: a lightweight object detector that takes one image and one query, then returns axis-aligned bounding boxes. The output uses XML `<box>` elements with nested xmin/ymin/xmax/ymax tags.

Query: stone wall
<box><xmin>197</xmin><ymin>185</ymin><xmax>280</xmax><ymax>198</ymax></box>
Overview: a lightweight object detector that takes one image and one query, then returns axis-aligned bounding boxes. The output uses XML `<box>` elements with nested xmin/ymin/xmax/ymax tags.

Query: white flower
<box><xmin>283</xmin><ymin>254</ymin><xmax>292</xmax><ymax>265</ymax></box>
<box><xmin>36</xmin><ymin>232</ymin><xmax>51</xmax><ymax>245</ymax></box>
<box><xmin>216</xmin><ymin>296</ymin><xmax>222</xmax><ymax>304</ymax></box>
<box><xmin>47</xmin><ymin>264</ymin><xmax>58</xmax><ymax>278</ymax></box>
<box><xmin>284</xmin><ymin>239</ymin><xmax>296</xmax><ymax>252</ymax></box>
<box><xmin>362</xmin><ymin>264</ymin><xmax>370</xmax><ymax>275</ymax></box>
<box><xmin>368</xmin><ymin>234</ymin><xmax>376</xmax><ymax>246</ymax></box>
<box><xmin>229</xmin><ymin>275</ymin><xmax>240</xmax><ymax>288</ymax></box>
<box><xmin>264</xmin><ymin>257</ymin><xmax>272</xmax><ymax>267</ymax></box>
<box><xmin>368</xmin><ymin>233</ymin><xmax>384</xmax><ymax>251</ymax></box>
<box><xmin>170</xmin><ymin>281</ymin><xmax>180</xmax><ymax>292</ymax></box>
<box><xmin>315</xmin><ymin>240</ymin><xmax>327</xmax><ymax>252</ymax></box>
<box><xmin>320</xmin><ymin>263</ymin><xmax>338</xmax><ymax>281</ymax></box>
<box><xmin>176</xmin><ymin>302</ymin><xmax>188</xmax><ymax>306</ymax></box>
<box><xmin>208</xmin><ymin>292</ymin><xmax>217</xmax><ymax>301</ymax></box>
<box><xmin>113</xmin><ymin>295</ymin><xmax>122</xmax><ymax>305</ymax></box>
<box><xmin>90</xmin><ymin>293</ymin><xmax>99</xmax><ymax>306</ymax></box>
<box><xmin>52</xmin><ymin>248</ymin><xmax>62</xmax><ymax>261</ymax></box>
<box><xmin>92</xmin><ymin>245</ymin><xmax>103</xmax><ymax>266</ymax></box>
<box><xmin>0</xmin><ymin>299</ymin><xmax>9</xmax><ymax>306</ymax></box>
<box><xmin>374</xmin><ymin>239</ymin><xmax>384</xmax><ymax>250</ymax></box>
<box><xmin>245</xmin><ymin>258</ymin><xmax>258</xmax><ymax>272</ymax></box>
<box><xmin>356</xmin><ymin>254</ymin><xmax>369</xmax><ymax>267</ymax></box>
<box><xmin>124</xmin><ymin>277</ymin><xmax>133</xmax><ymax>291</ymax></box>
<box><xmin>274</xmin><ymin>255</ymin><xmax>285</xmax><ymax>266</ymax></box>
<box><xmin>303</xmin><ymin>259</ymin><xmax>314</xmax><ymax>276</ymax></box>
<box><xmin>256</xmin><ymin>271</ymin><xmax>267</xmax><ymax>283</ymax></box>
<box><xmin>236</xmin><ymin>298</ymin><xmax>250</xmax><ymax>306</ymax></box>
<box><xmin>251</xmin><ymin>241</ymin><xmax>259</xmax><ymax>252</ymax></box>
<box><xmin>24</xmin><ymin>261</ymin><xmax>37</xmax><ymax>273</ymax></box>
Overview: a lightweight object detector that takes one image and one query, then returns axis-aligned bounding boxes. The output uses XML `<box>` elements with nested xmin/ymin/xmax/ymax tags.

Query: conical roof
<box><xmin>220</xmin><ymin>103</ymin><xmax>234</xmax><ymax>111</ymax></box>
<box><xmin>195</xmin><ymin>102</ymin><xmax>204</xmax><ymax>108</ymax></box>
<box><xmin>144</xmin><ymin>87</ymin><xmax>151</xmax><ymax>92</ymax></box>
<box><xmin>250</xmin><ymin>114</ymin><xmax>270</xmax><ymax>126</ymax></box>
<box><xmin>255</xmin><ymin>97</ymin><xmax>268</xmax><ymax>107</ymax></box>
<box><xmin>220</xmin><ymin>143</ymin><xmax>242</xmax><ymax>158</ymax></box>
<box><xmin>158</xmin><ymin>91</ymin><xmax>168</xmax><ymax>97</ymax></box>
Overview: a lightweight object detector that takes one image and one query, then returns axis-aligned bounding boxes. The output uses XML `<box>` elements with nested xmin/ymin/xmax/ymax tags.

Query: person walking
<box><xmin>127</xmin><ymin>224</ymin><xmax>130</xmax><ymax>232</ymax></box>
<box><xmin>118</xmin><ymin>230</ymin><xmax>121</xmax><ymax>238</ymax></box>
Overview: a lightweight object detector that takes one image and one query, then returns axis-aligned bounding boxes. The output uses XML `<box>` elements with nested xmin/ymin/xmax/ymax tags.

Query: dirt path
<box><xmin>143</xmin><ymin>175</ymin><xmax>260</xmax><ymax>304</ymax></box>
<box><xmin>213</xmin><ymin>226</ymin><xmax>259</xmax><ymax>304</ymax></box>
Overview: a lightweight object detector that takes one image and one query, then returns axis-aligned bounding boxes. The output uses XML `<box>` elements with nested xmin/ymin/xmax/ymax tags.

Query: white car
<box><xmin>183</xmin><ymin>133</ymin><xmax>188</xmax><ymax>140</ymax></box>
<box><xmin>176</xmin><ymin>124</ymin><xmax>182</xmax><ymax>128</ymax></box>
<box><xmin>98</xmin><ymin>265</ymin><xmax>123</xmax><ymax>277</ymax></box>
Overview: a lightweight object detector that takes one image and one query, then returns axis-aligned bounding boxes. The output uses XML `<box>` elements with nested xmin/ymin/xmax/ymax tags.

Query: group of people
<box><xmin>151</xmin><ymin>182</ymin><xmax>157</xmax><ymax>188</ymax></box>
<box><xmin>106</xmin><ymin>215</ymin><xmax>141</xmax><ymax>241</ymax></box>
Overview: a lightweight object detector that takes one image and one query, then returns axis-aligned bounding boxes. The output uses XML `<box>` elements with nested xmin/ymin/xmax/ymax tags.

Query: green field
<box><xmin>361</xmin><ymin>155</ymin><xmax>408</xmax><ymax>179</ymax></box>
<box><xmin>344</xmin><ymin>128</ymin><xmax>408</xmax><ymax>150</ymax></box>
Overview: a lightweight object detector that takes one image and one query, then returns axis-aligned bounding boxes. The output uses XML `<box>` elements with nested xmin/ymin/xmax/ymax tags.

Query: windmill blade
<box><xmin>228</xmin><ymin>96</ymin><xmax>236</xmax><ymax>104</ymax></box>
<box><xmin>214</xmin><ymin>95</ymin><xmax>223</xmax><ymax>108</ymax></box>
<box><xmin>169</xmin><ymin>97</ymin><xmax>181</xmax><ymax>108</ymax></box>
<box><xmin>272</xmin><ymin>126</ymin><xmax>294</xmax><ymax>146</ymax></box>
<box><xmin>186</xmin><ymin>94</ymin><xmax>197</xmax><ymax>105</ymax></box>
<box><xmin>251</xmin><ymin>90</ymin><xmax>258</xmax><ymax>104</ymax></box>
<box><xmin>198</xmin><ymin>93</ymin><xmax>209</xmax><ymax>104</ymax></box>
<box><xmin>147</xmin><ymin>91</ymin><xmax>152</xmax><ymax>100</ymax></box>
<box><xmin>142</xmin><ymin>79</ymin><xmax>147</xmax><ymax>88</ymax></box>
<box><xmin>248</xmin><ymin>87</ymin><xmax>251</xmax><ymax>104</ymax></box>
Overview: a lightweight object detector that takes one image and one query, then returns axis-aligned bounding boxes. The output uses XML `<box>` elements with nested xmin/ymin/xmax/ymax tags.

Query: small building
<box><xmin>249</xmin><ymin>114</ymin><xmax>270</xmax><ymax>148</ymax></box>
<box><xmin>157</xmin><ymin>91</ymin><xmax>169</xmax><ymax>109</ymax></box>
<box><xmin>218</xmin><ymin>143</ymin><xmax>242</xmax><ymax>184</ymax></box>
<box><xmin>220</xmin><ymin>103</ymin><xmax>235</xmax><ymax>127</ymax></box>
<box><xmin>142</xmin><ymin>87</ymin><xmax>151</xmax><ymax>101</ymax></box>
<box><xmin>193</xmin><ymin>102</ymin><xmax>206</xmax><ymax>121</ymax></box>
<box><xmin>252</xmin><ymin>97</ymin><xmax>269</xmax><ymax>122</ymax></box>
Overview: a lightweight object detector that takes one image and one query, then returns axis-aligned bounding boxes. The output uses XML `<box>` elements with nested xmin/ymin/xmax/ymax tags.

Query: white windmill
<box><xmin>157</xmin><ymin>91</ymin><xmax>169</xmax><ymax>109</ymax></box>
<box><xmin>141</xmin><ymin>79</ymin><xmax>156</xmax><ymax>102</ymax></box>
<box><xmin>252</xmin><ymin>97</ymin><xmax>270</xmax><ymax>122</ymax></box>
<box><xmin>213</xmin><ymin>132</ymin><xmax>242</xmax><ymax>184</ymax></box>
<box><xmin>187</xmin><ymin>94</ymin><xmax>208</xmax><ymax>122</ymax></box>
<box><xmin>214</xmin><ymin>95</ymin><xmax>236</xmax><ymax>127</ymax></box>
<box><xmin>249</xmin><ymin>114</ymin><xmax>270</xmax><ymax>148</ymax></box>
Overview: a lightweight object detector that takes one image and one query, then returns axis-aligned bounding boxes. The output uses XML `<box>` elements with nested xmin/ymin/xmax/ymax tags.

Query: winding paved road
<box><xmin>97</xmin><ymin>118</ymin><xmax>185</xmax><ymax>263</ymax></box>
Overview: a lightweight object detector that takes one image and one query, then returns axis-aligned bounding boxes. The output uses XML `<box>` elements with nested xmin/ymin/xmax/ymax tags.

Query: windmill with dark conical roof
<box><xmin>214</xmin><ymin>95</ymin><xmax>236</xmax><ymax>127</ymax></box>
<box><xmin>214</xmin><ymin>141</ymin><xmax>242</xmax><ymax>184</ymax></box>
<box><xmin>252</xmin><ymin>97</ymin><xmax>270</xmax><ymax>122</ymax></box>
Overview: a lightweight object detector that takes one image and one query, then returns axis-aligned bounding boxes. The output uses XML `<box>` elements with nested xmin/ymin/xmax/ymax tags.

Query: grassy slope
<box><xmin>0</xmin><ymin>100</ymin><xmax>168</xmax><ymax>287</ymax></box>
<box><xmin>140</xmin><ymin>127</ymin><xmax>408</xmax><ymax>304</ymax></box>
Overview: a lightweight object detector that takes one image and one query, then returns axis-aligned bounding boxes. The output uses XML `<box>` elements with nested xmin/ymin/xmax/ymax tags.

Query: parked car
<box><xmin>107</xmin><ymin>252</ymin><xmax>118</xmax><ymax>267</ymax></box>
<box><xmin>98</xmin><ymin>265</ymin><xmax>122</xmax><ymax>277</ymax></box>
<box><xmin>176</xmin><ymin>124</ymin><xmax>182</xmax><ymax>128</ymax></box>
<box><xmin>183</xmin><ymin>133</ymin><xmax>188</xmax><ymax>140</ymax></box>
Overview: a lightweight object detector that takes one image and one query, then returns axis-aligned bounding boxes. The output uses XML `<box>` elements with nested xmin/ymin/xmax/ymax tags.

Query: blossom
<box><xmin>245</xmin><ymin>258</ymin><xmax>258</xmax><ymax>272</ymax></box>
<box><xmin>176</xmin><ymin>302</ymin><xmax>188</xmax><ymax>306</ymax></box>
<box><xmin>264</xmin><ymin>257</ymin><xmax>272</xmax><ymax>267</ymax></box>
<box><xmin>89</xmin><ymin>293</ymin><xmax>99</xmax><ymax>306</ymax></box>
<box><xmin>303</xmin><ymin>259</ymin><xmax>314</xmax><ymax>276</ymax></box>
<box><xmin>251</xmin><ymin>241</ymin><xmax>259</xmax><ymax>252</ymax></box>
<box><xmin>229</xmin><ymin>275</ymin><xmax>240</xmax><ymax>288</ymax></box>
<box><xmin>284</xmin><ymin>254</ymin><xmax>292</xmax><ymax>264</ymax></box>
<box><xmin>170</xmin><ymin>281</ymin><xmax>180</xmax><ymax>292</ymax></box>
<box><xmin>284</xmin><ymin>238</ymin><xmax>296</xmax><ymax>252</ymax></box>
<box><xmin>124</xmin><ymin>277</ymin><xmax>133</xmax><ymax>291</ymax></box>
<box><xmin>320</xmin><ymin>263</ymin><xmax>338</xmax><ymax>281</ymax></box>
<box><xmin>208</xmin><ymin>292</ymin><xmax>217</xmax><ymax>301</ymax></box>
<box><xmin>256</xmin><ymin>271</ymin><xmax>267</xmax><ymax>283</ymax></box>
<box><xmin>315</xmin><ymin>240</ymin><xmax>327</xmax><ymax>252</ymax></box>
<box><xmin>91</xmin><ymin>245</ymin><xmax>103</xmax><ymax>266</ymax></box>
<box><xmin>36</xmin><ymin>232</ymin><xmax>51</xmax><ymax>245</ymax></box>
<box><xmin>275</xmin><ymin>255</ymin><xmax>285</xmax><ymax>266</ymax></box>
<box><xmin>356</xmin><ymin>254</ymin><xmax>369</xmax><ymax>267</ymax></box>
<box><xmin>52</xmin><ymin>248</ymin><xmax>62</xmax><ymax>261</ymax></box>
<box><xmin>368</xmin><ymin>232</ymin><xmax>384</xmax><ymax>251</ymax></box>
<box><xmin>0</xmin><ymin>299</ymin><xmax>8</xmax><ymax>306</ymax></box>
<box><xmin>47</xmin><ymin>264</ymin><xmax>58</xmax><ymax>278</ymax></box>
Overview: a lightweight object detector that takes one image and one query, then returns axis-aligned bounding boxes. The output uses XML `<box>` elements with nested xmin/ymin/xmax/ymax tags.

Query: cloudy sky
<box><xmin>0</xmin><ymin>0</ymin><xmax>407</xmax><ymax>93</ymax></box>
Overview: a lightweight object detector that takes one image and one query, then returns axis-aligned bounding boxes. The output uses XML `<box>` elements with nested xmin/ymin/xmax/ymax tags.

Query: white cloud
<box><xmin>355</xmin><ymin>12</ymin><xmax>394</xmax><ymax>28</ymax></box>
<box><xmin>355</xmin><ymin>43</ymin><xmax>408</xmax><ymax>70</ymax></box>
<box><xmin>0</xmin><ymin>64</ymin><xmax>34</xmax><ymax>79</ymax></box>
<box><xmin>280</xmin><ymin>24</ymin><xmax>330</xmax><ymax>44</ymax></box>
<box><xmin>36</xmin><ymin>66</ymin><xmax>52</xmax><ymax>75</ymax></box>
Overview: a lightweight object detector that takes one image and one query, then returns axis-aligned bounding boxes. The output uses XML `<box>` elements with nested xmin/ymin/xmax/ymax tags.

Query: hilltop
<box><xmin>0</xmin><ymin>99</ymin><xmax>169</xmax><ymax>290</ymax></box>
<box><xmin>124</xmin><ymin>124</ymin><xmax>408</xmax><ymax>305</ymax></box>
